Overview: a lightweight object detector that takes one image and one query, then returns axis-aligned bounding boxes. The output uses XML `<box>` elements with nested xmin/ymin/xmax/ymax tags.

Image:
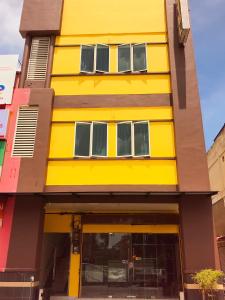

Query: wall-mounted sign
<box><xmin>176</xmin><ymin>0</ymin><xmax>190</xmax><ymax>45</ymax></box>
<box><xmin>0</xmin><ymin>55</ymin><xmax>18</xmax><ymax>104</ymax></box>
<box><xmin>0</xmin><ymin>109</ymin><xmax>9</xmax><ymax>139</ymax></box>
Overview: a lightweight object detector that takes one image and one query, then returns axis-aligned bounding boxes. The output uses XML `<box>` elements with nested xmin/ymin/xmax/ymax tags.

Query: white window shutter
<box><xmin>27</xmin><ymin>37</ymin><xmax>50</xmax><ymax>81</ymax></box>
<box><xmin>12</xmin><ymin>106</ymin><xmax>39</xmax><ymax>157</ymax></box>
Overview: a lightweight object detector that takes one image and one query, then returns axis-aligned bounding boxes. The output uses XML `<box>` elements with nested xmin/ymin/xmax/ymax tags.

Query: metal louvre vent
<box><xmin>12</xmin><ymin>106</ymin><xmax>39</xmax><ymax>157</ymax></box>
<box><xmin>27</xmin><ymin>37</ymin><xmax>50</xmax><ymax>80</ymax></box>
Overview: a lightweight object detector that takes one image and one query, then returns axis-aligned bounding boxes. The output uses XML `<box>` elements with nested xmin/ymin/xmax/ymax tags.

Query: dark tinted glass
<box><xmin>81</xmin><ymin>233</ymin><xmax>180</xmax><ymax>299</ymax></box>
<box><xmin>96</xmin><ymin>45</ymin><xmax>109</xmax><ymax>72</ymax></box>
<box><xmin>75</xmin><ymin>123</ymin><xmax>91</xmax><ymax>156</ymax></box>
<box><xmin>133</xmin><ymin>44</ymin><xmax>147</xmax><ymax>71</ymax></box>
<box><xmin>118</xmin><ymin>44</ymin><xmax>131</xmax><ymax>72</ymax></box>
<box><xmin>134</xmin><ymin>122</ymin><xmax>149</xmax><ymax>156</ymax></box>
<box><xmin>81</xmin><ymin>45</ymin><xmax>95</xmax><ymax>72</ymax></box>
<box><xmin>117</xmin><ymin>123</ymin><xmax>132</xmax><ymax>156</ymax></box>
<box><xmin>92</xmin><ymin>123</ymin><xmax>107</xmax><ymax>156</ymax></box>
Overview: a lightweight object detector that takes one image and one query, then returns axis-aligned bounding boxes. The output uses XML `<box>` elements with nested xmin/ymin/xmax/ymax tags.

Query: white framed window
<box><xmin>80</xmin><ymin>44</ymin><xmax>109</xmax><ymax>73</ymax></box>
<box><xmin>74</xmin><ymin>122</ymin><xmax>108</xmax><ymax>157</ymax></box>
<box><xmin>118</xmin><ymin>43</ymin><xmax>147</xmax><ymax>73</ymax></box>
<box><xmin>117</xmin><ymin>121</ymin><xmax>132</xmax><ymax>157</ymax></box>
<box><xmin>117</xmin><ymin>121</ymin><xmax>150</xmax><ymax>157</ymax></box>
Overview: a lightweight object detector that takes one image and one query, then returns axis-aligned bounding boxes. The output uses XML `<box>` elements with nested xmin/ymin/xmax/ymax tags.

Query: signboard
<box><xmin>0</xmin><ymin>109</ymin><xmax>9</xmax><ymax>139</ymax></box>
<box><xmin>176</xmin><ymin>0</ymin><xmax>190</xmax><ymax>45</ymax></box>
<box><xmin>0</xmin><ymin>55</ymin><xmax>18</xmax><ymax>104</ymax></box>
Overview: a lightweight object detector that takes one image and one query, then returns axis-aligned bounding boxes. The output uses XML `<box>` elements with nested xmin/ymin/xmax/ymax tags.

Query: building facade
<box><xmin>0</xmin><ymin>0</ymin><xmax>218</xmax><ymax>299</ymax></box>
<box><xmin>208</xmin><ymin>124</ymin><xmax>225</xmax><ymax>272</ymax></box>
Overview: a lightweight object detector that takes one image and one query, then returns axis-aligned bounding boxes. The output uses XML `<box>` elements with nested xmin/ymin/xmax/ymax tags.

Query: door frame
<box><xmin>77</xmin><ymin>224</ymin><xmax>180</xmax><ymax>298</ymax></box>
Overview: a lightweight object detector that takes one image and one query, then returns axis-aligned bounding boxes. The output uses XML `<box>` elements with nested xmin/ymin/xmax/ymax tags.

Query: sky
<box><xmin>0</xmin><ymin>0</ymin><xmax>225</xmax><ymax>150</ymax></box>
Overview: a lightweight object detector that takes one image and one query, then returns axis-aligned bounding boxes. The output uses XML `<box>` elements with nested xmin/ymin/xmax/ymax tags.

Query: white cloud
<box><xmin>0</xmin><ymin>0</ymin><xmax>24</xmax><ymax>57</ymax></box>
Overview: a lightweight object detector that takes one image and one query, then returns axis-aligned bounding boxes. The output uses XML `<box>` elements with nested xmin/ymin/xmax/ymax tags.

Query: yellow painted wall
<box><xmin>44</xmin><ymin>214</ymin><xmax>178</xmax><ymax>234</ymax></box>
<box><xmin>49</xmin><ymin>107</ymin><xmax>175</xmax><ymax>159</ymax></box>
<box><xmin>44</xmin><ymin>214</ymin><xmax>72</xmax><ymax>232</ymax></box>
<box><xmin>52</xmin><ymin>0</ymin><xmax>170</xmax><ymax>95</ymax></box>
<box><xmin>52</xmin><ymin>107</ymin><xmax>173</xmax><ymax>122</ymax></box>
<box><xmin>51</xmin><ymin>74</ymin><xmax>170</xmax><ymax>96</ymax></box>
<box><xmin>60</xmin><ymin>0</ymin><xmax>166</xmax><ymax>36</ymax></box>
<box><xmin>150</xmin><ymin>122</ymin><xmax>176</xmax><ymax>157</ymax></box>
<box><xmin>55</xmin><ymin>34</ymin><xmax>167</xmax><ymax>46</ymax></box>
<box><xmin>83</xmin><ymin>224</ymin><xmax>179</xmax><ymax>234</ymax></box>
<box><xmin>52</xmin><ymin>45</ymin><xmax>170</xmax><ymax>75</ymax></box>
<box><xmin>49</xmin><ymin>122</ymin><xmax>175</xmax><ymax>159</ymax></box>
<box><xmin>47</xmin><ymin>107</ymin><xmax>177</xmax><ymax>186</ymax></box>
<box><xmin>46</xmin><ymin>160</ymin><xmax>177</xmax><ymax>185</ymax></box>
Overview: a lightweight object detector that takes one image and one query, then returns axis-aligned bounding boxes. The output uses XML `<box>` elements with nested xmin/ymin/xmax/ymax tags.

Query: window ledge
<box><xmin>51</xmin><ymin>71</ymin><xmax>170</xmax><ymax>77</ymax></box>
<box><xmin>48</xmin><ymin>157</ymin><xmax>176</xmax><ymax>161</ymax></box>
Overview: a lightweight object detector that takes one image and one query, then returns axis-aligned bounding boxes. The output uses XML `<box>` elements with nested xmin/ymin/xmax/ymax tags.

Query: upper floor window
<box><xmin>75</xmin><ymin>122</ymin><xmax>108</xmax><ymax>157</ymax></box>
<box><xmin>118</xmin><ymin>43</ymin><xmax>147</xmax><ymax>73</ymax></box>
<box><xmin>117</xmin><ymin>121</ymin><xmax>150</xmax><ymax>157</ymax></box>
<box><xmin>81</xmin><ymin>44</ymin><xmax>109</xmax><ymax>73</ymax></box>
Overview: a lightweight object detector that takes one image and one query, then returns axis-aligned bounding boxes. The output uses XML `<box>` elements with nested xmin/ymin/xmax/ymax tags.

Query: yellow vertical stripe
<box><xmin>69</xmin><ymin>253</ymin><xmax>81</xmax><ymax>297</ymax></box>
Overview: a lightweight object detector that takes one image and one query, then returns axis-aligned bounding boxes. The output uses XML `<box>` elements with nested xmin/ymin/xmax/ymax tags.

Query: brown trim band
<box><xmin>51</xmin><ymin>71</ymin><xmax>170</xmax><ymax>77</ymax></box>
<box><xmin>44</xmin><ymin>185</ymin><xmax>179</xmax><ymax>193</ymax></box>
<box><xmin>48</xmin><ymin>157</ymin><xmax>176</xmax><ymax>161</ymax></box>
<box><xmin>54</xmin><ymin>94</ymin><xmax>172</xmax><ymax>108</ymax></box>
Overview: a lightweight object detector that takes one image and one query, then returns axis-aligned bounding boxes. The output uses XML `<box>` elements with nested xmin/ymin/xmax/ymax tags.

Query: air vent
<box><xmin>12</xmin><ymin>106</ymin><xmax>39</xmax><ymax>157</ymax></box>
<box><xmin>27</xmin><ymin>37</ymin><xmax>50</xmax><ymax>81</ymax></box>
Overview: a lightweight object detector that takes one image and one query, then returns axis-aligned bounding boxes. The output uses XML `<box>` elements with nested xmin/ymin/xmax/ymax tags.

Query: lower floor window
<box><xmin>74</xmin><ymin>121</ymin><xmax>150</xmax><ymax>158</ymax></box>
<box><xmin>75</xmin><ymin>122</ymin><xmax>107</xmax><ymax>157</ymax></box>
<box><xmin>117</xmin><ymin>121</ymin><xmax>150</xmax><ymax>157</ymax></box>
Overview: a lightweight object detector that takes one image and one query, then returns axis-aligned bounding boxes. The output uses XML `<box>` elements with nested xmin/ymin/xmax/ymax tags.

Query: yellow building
<box><xmin>0</xmin><ymin>1</ymin><xmax>217</xmax><ymax>300</ymax></box>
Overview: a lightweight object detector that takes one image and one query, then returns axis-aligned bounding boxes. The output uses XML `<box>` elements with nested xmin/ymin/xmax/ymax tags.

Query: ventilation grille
<box><xmin>12</xmin><ymin>106</ymin><xmax>39</xmax><ymax>157</ymax></box>
<box><xmin>27</xmin><ymin>37</ymin><xmax>50</xmax><ymax>81</ymax></box>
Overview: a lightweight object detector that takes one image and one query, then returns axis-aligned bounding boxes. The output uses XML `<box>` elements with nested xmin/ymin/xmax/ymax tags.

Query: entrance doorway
<box><xmin>81</xmin><ymin>233</ymin><xmax>180</xmax><ymax>299</ymax></box>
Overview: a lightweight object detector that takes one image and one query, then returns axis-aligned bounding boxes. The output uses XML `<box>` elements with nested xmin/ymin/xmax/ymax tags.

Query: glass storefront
<box><xmin>81</xmin><ymin>233</ymin><xmax>181</xmax><ymax>299</ymax></box>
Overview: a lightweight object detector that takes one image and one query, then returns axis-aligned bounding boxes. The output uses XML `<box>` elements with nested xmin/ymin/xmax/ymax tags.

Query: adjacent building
<box><xmin>208</xmin><ymin>124</ymin><xmax>225</xmax><ymax>271</ymax></box>
<box><xmin>0</xmin><ymin>0</ymin><xmax>218</xmax><ymax>299</ymax></box>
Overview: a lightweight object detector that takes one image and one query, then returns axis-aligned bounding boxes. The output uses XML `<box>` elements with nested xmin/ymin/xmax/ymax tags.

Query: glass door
<box><xmin>81</xmin><ymin>233</ymin><xmax>180</xmax><ymax>299</ymax></box>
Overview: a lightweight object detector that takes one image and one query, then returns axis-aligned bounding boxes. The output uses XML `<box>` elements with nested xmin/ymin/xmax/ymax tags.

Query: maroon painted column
<box><xmin>0</xmin><ymin>196</ymin><xmax>44</xmax><ymax>300</ymax></box>
<box><xmin>179</xmin><ymin>195</ymin><xmax>217</xmax><ymax>300</ymax></box>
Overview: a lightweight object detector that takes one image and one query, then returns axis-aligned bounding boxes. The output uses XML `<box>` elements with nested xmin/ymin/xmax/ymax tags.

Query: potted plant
<box><xmin>192</xmin><ymin>269</ymin><xmax>224</xmax><ymax>300</ymax></box>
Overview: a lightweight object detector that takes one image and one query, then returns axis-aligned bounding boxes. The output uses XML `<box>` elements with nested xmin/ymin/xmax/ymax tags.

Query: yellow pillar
<box><xmin>69</xmin><ymin>215</ymin><xmax>81</xmax><ymax>297</ymax></box>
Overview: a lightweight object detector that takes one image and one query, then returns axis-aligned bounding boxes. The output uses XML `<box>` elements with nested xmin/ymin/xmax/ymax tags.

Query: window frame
<box><xmin>117</xmin><ymin>44</ymin><xmax>132</xmax><ymax>73</ymax></box>
<box><xmin>116</xmin><ymin>121</ymin><xmax>133</xmax><ymax>157</ymax></box>
<box><xmin>80</xmin><ymin>45</ymin><xmax>95</xmax><ymax>74</ymax></box>
<box><xmin>116</xmin><ymin>121</ymin><xmax>150</xmax><ymax>158</ymax></box>
<box><xmin>80</xmin><ymin>44</ymin><xmax>110</xmax><ymax>74</ymax></box>
<box><xmin>74</xmin><ymin>121</ymin><xmax>108</xmax><ymax>158</ymax></box>
<box><xmin>118</xmin><ymin>43</ymin><xmax>147</xmax><ymax>73</ymax></box>
<box><xmin>95</xmin><ymin>44</ymin><xmax>110</xmax><ymax>73</ymax></box>
<box><xmin>91</xmin><ymin>121</ymin><xmax>108</xmax><ymax>158</ymax></box>
<box><xmin>74</xmin><ymin>121</ymin><xmax>92</xmax><ymax>158</ymax></box>
<box><xmin>132</xmin><ymin>43</ymin><xmax>148</xmax><ymax>73</ymax></box>
<box><xmin>133</xmin><ymin>121</ymin><xmax>150</xmax><ymax>157</ymax></box>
